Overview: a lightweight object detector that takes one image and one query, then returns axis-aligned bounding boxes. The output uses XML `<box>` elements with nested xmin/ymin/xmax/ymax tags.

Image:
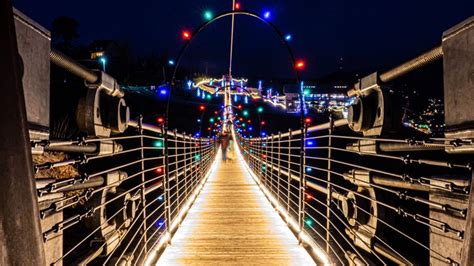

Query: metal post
<box><xmin>0</xmin><ymin>1</ymin><xmax>45</xmax><ymax>263</ymax></box>
<box><xmin>199</xmin><ymin>137</ymin><xmax>203</xmax><ymax>181</ymax></box>
<box><xmin>173</xmin><ymin>130</ymin><xmax>179</xmax><ymax>218</ymax></box>
<box><xmin>164</xmin><ymin>128</ymin><xmax>172</xmax><ymax>242</ymax></box>
<box><xmin>287</xmin><ymin>129</ymin><xmax>292</xmax><ymax>217</ymax></box>
<box><xmin>138</xmin><ymin>116</ymin><xmax>148</xmax><ymax>253</ymax></box>
<box><xmin>277</xmin><ymin>132</ymin><xmax>282</xmax><ymax>204</ymax></box>
<box><xmin>298</xmin><ymin>124</ymin><xmax>307</xmax><ymax>242</ymax></box>
<box><xmin>326</xmin><ymin>114</ymin><xmax>334</xmax><ymax>255</ymax></box>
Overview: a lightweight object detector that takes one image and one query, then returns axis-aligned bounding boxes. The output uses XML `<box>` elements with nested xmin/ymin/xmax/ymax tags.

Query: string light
<box><xmin>295</xmin><ymin>60</ymin><xmax>305</xmax><ymax>70</ymax></box>
<box><xmin>182</xmin><ymin>30</ymin><xmax>191</xmax><ymax>40</ymax></box>
<box><xmin>203</xmin><ymin>10</ymin><xmax>213</xmax><ymax>21</ymax></box>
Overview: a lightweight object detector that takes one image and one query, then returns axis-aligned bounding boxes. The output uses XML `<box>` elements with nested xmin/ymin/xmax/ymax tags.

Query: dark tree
<box><xmin>51</xmin><ymin>16</ymin><xmax>79</xmax><ymax>47</ymax></box>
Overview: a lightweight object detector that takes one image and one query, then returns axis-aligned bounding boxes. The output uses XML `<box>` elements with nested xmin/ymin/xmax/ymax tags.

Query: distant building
<box><xmin>89</xmin><ymin>40</ymin><xmax>120</xmax><ymax>60</ymax></box>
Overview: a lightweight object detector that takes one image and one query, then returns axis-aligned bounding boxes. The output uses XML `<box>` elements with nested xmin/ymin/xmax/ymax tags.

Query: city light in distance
<box><xmin>182</xmin><ymin>30</ymin><xmax>191</xmax><ymax>40</ymax></box>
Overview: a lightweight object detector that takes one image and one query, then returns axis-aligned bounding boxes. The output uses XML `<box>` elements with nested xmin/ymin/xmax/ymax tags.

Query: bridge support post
<box><xmin>441</xmin><ymin>16</ymin><xmax>474</xmax><ymax>265</ymax></box>
<box><xmin>0</xmin><ymin>1</ymin><xmax>46</xmax><ymax>264</ymax></box>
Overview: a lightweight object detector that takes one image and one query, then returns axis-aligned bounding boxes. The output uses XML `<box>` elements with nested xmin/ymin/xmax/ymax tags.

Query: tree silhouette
<box><xmin>51</xmin><ymin>16</ymin><xmax>79</xmax><ymax>48</ymax></box>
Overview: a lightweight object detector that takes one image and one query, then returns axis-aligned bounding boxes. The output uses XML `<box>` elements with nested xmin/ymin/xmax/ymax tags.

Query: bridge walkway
<box><xmin>157</xmin><ymin>155</ymin><xmax>314</xmax><ymax>265</ymax></box>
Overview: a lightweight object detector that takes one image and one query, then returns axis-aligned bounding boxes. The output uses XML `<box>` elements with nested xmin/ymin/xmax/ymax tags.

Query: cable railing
<box><xmin>32</xmin><ymin>118</ymin><xmax>217</xmax><ymax>265</ymax></box>
<box><xmin>235</xmin><ymin>117</ymin><xmax>472</xmax><ymax>265</ymax></box>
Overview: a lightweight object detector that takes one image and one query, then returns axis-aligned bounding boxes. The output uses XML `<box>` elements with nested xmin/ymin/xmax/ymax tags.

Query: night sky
<box><xmin>13</xmin><ymin>0</ymin><xmax>474</xmax><ymax>80</ymax></box>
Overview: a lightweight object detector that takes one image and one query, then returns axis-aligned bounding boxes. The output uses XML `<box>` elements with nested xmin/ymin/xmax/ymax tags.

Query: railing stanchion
<box><xmin>287</xmin><ymin>129</ymin><xmax>292</xmax><ymax>221</ymax></box>
<box><xmin>277</xmin><ymin>132</ymin><xmax>282</xmax><ymax>204</ymax></box>
<box><xmin>298</xmin><ymin>124</ymin><xmax>308</xmax><ymax>243</ymax></box>
<box><xmin>164</xmin><ymin>127</ymin><xmax>171</xmax><ymax>244</ymax></box>
<box><xmin>326</xmin><ymin>114</ymin><xmax>334</xmax><ymax>255</ymax></box>
<box><xmin>138</xmin><ymin>115</ymin><xmax>148</xmax><ymax>253</ymax></box>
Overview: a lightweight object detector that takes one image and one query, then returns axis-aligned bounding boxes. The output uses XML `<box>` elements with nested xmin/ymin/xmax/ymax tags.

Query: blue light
<box><xmin>261</xmin><ymin>132</ymin><xmax>267</xmax><ymax>137</ymax></box>
<box><xmin>168</xmin><ymin>60</ymin><xmax>175</xmax><ymax>65</ymax></box>
<box><xmin>197</xmin><ymin>119</ymin><xmax>201</xmax><ymax>123</ymax></box>
<box><xmin>159</xmin><ymin>88</ymin><xmax>168</xmax><ymax>96</ymax></box>
<box><xmin>156</xmin><ymin>219</ymin><xmax>165</xmax><ymax>228</ymax></box>
<box><xmin>201</xmin><ymin>92</ymin><xmax>206</xmax><ymax>99</ymax></box>
<box><xmin>263</xmin><ymin>11</ymin><xmax>271</xmax><ymax>19</ymax></box>
<box><xmin>244</xmin><ymin>96</ymin><xmax>249</xmax><ymax>104</ymax></box>
<box><xmin>158</xmin><ymin>195</ymin><xmax>164</xmax><ymax>201</ymax></box>
<box><xmin>285</xmin><ymin>34</ymin><xmax>292</xmax><ymax>41</ymax></box>
<box><xmin>195</xmin><ymin>132</ymin><xmax>200</xmax><ymax>137</ymax></box>
<box><xmin>249</xmin><ymin>127</ymin><xmax>253</xmax><ymax>131</ymax></box>
<box><xmin>306</xmin><ymin>140</ymin><xmax>315</xmax><ymax>146</ymax></box>
<box><xmin>100</xmin><ymin>57</ymin><xmax>106</xmax><ymax>64</ymax></box>
<box><xmin>187</xmin><ymin>80</ymin><xmax>192</xmax><ymax>89</ymax></box>
<box><xmin>234</xmin><ymin>94</ymin><xmax>238</xmax><ymax>102</ymax></box>
<box><xmin>197</xmin><ymin>88</ymin><xmax>201</xmax><ymax>97</ymax></box>
<box><xmin>306</xmin><ymin>167</ymin><xmax>312</xmax><ymax>173</ymax></box>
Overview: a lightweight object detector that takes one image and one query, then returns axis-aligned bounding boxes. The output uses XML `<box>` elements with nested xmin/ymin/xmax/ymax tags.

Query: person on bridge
<box><xmin>219</xmin><ymin>132</ymin><xmax>231</xmax><ymax>162</ymax></box>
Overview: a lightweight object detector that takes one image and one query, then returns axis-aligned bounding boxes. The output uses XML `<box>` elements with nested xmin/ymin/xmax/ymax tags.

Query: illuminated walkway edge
<box><xmin>155</xmin><ymin>148</ymin><xmax>317</xmax><ymax>265</ymax></box>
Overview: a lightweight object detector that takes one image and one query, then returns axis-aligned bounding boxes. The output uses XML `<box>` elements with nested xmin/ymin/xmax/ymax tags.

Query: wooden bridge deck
<box><xmin>157</xmin><ymin>157</ymin><xmax>314</xmax><ymax>265</ymax></box>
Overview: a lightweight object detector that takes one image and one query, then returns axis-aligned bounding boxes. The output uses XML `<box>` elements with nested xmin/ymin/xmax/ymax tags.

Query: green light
<box><xmin>206</xmin><ymin>94</ymin><xmax>212</xmax><ymax>100</ymax></box>
<box><xmin>209</xmin><ymin>118</ymin><xmax>215</xmax><ymax>123</ymax></box>
<box><xmin>243</xmin><ymin>110</ymin><xmax>249</xmax><ymax>117</ymax></box>
<box><xmin>305</xmin><ymin>218</ymin><xmax>313</xmax><ymax>226</ymax></box>
<box><xmin>257</xmin><ymin>106</ymin><xmax>263</xmax><ymax>113</ymax></box>
<box><xmin>203</xmin><ymin>10</ymin><xmax>213</xmax><ymax>21</ymax></box>
<box><xmin>194</xmin><ymin>154</ymin><xmax>200</xmax><ymax>161</ymax></box>
<box><xmin>217</xmin><ymin>116</ymin><xmax>221</xmax><ymax>120</ymax></box>
<box><xmin>154</xmin><ymin>141</ymin><xmax>163</xmax><ymax>148</ymax></box>
<box><xmin>242</xmin><ymin>123</ymin><xmax>246</xmax><ymax>127</ymax></box>
<box><xmin>303</xmin><ymin>89</ymin><xmax>311</xmax><ymax>96</ymax></box>
<box><xmin>262</xmin><ymin>165</ymin><xmax>266</xmax><ymax>171</ymax></box>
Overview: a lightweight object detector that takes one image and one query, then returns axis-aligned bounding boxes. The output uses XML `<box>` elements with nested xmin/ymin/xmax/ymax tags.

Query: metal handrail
<box><xmin>236</xmin><ymin>118</ymin><xmax>471</xmax><ymax>265</ymax></box>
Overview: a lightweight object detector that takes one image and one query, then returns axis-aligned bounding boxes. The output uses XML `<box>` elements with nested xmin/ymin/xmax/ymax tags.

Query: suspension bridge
<box><xmin>1</xmin><ymin>1</ymin><xmax>474</xmax><ymax>265</ymax></box>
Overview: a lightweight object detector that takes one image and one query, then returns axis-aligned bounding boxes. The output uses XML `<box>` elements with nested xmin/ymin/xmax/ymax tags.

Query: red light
<box><xmin>157</xmin><ymin>117</ymin><xmax>165</xmax><ymax>124</ymax></box>
<box><xmin>156</xmin><ymin>167</ymin><xmax>164</xmax><ymax>174</ymax></box>
<box><xmin>182</xmin><ymin>31</ymin><xmax>191</xmax><ymax>40</ymax></box>
<box><xmin>239</xmin><ymin>118</ymin><xmax>243</xmax><ymax>121</ymax></box>
<box><xmin>207</xmin><ymin>127</ymin><xmax>211</xmax><ymax>131</ymax></box>
<box><xmin>305</xmin><ymin>193</ymin><xmax>313</xmax><ymax>201</ymax></box>
<box><xmin>199</xmin><ymin>105</ymin><xmax>205</xmax><ymax>111</ymax></box>
<box><xmin>295</xmin><ymin>60</ymin><xmax>306</xmax><ymax>70</ymax></box>
<box><xmin>237</xmin><ymin>104</ymin><xmax>242</xmax><ymax>109</ymax></box>
<box><xmin>305</xmin><ymin>117</ymin><xmax>312</xmax><ymax>124</ymax></box>
<box><xmin>262</xmin><ymin>154</ymin><xmax>267</xmax><ymax>159</ymax></box>
<box><xmin>260</xmin><ymin>121</ymin><xmax>266</xmax><ymax>126</ymax></box>
<box><xmin>247</xmin><ymin>120</ymin><xmax>251</xmax><ymax>123</ymax></box>
<box><xmin>235</xmin><ymin>2</ymin><xmax>240</xmax><ymax>10</ymax></box>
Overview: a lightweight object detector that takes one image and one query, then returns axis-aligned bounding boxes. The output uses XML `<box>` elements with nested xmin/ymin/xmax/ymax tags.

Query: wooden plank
<box><xmin>157</xmin><ymin>160</ymin><xmax>315</xmax><ymax>265</ymax></box>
